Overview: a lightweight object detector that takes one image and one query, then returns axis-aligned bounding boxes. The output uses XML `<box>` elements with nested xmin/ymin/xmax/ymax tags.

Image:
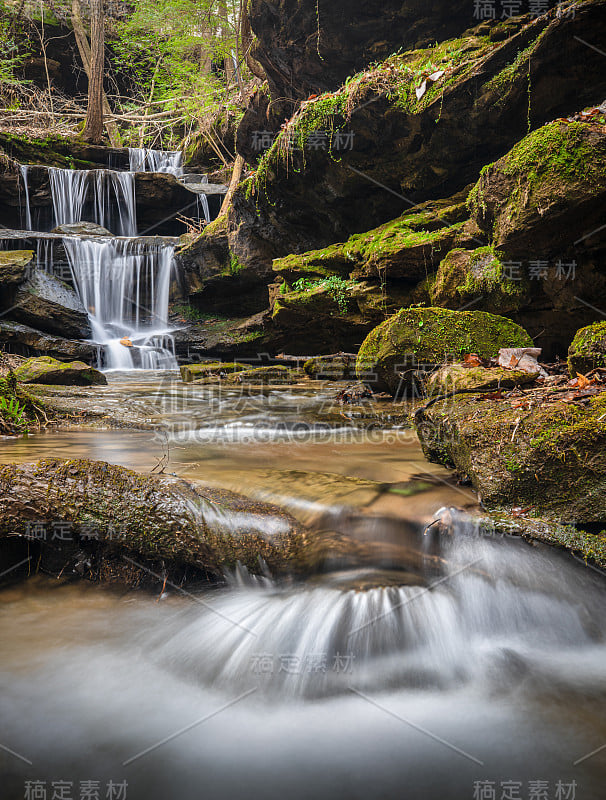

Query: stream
<box><xmin>1</xmin><ymin>373</ymin><xmax>606</xmax><ymax>799</ymax></box>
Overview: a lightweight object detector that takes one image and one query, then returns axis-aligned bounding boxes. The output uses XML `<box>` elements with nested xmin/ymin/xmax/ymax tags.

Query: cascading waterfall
<box><xmin>129</xmin><ymin>147</ymin><xmax>184</xmax><ymax>176</ymax></box>
<box><xmin>19</xmin><ymin>165</ymin><xmax>32</xmax><ymax>230</ymax></box>
<box><xmin>63</xmin><ymin>236</ymin><xmax>177</xmax><ymax>370</ymax></box>
<box><xmin>48</xmin><ymin>167</ymin><xmax>137</xmax><ymax>237</ymax></box>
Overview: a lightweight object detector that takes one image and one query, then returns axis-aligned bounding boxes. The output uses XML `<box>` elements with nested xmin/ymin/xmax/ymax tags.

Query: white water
<box><xmin>18</xmin><ymin>164</ymin><xmax>32</xmax><ymax>230</ymax></box>
<box><xmin>63</xmin><ymin>237</ymin><xmax>177</xmax><ymax>369</ymax></box>
<box><xmin>129</xmin><ymin>147</ymin><xmax>184</xmax><ymax>176</ymax></box>
<box><xmin>48</xmin><ymin>166</ymin><xmax>137</xmax><ymax>236</ymax></box>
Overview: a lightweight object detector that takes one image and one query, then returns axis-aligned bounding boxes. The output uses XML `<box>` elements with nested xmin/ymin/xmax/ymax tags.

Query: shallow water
<box><xmin>1</xmin><ymin>372</ymin><xmax>606</xmax><ymax>800</ymax></box>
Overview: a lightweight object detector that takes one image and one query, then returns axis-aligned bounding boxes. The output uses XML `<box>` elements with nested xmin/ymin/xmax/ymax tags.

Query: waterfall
<box><xmin>19</xmin><ymin>165</ymin><xmax>32</xmax><ymax>230</ymax></box>
<box><xmin>197</xmin><ymin>192</ymin><xmax>210</xmax><ymax>222</ymax></box>
<box><xmin>48</xmin><ymin>167</ymin><xmax>137</xmax><ymax>236</ymax></box>
<box><xmin>129</xmin><ymin>147</ymin><xmax>184</xmax><ymax>176</ymax></box>
<box><xmin>63</xmin><ymin>237</ymin><xmax>177</xmax><ymax>370</ymax></box>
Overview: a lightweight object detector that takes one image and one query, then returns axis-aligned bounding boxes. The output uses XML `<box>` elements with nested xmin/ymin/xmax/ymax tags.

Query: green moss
<box><xmin>180</xmin><ymin>361</ymin><xmax>248</xmax><ymax>383</ymax></box>
<box><xmin>568</xmin><ymin>322</ymin><xmax>606</xmax><ymax>375</ymax></box>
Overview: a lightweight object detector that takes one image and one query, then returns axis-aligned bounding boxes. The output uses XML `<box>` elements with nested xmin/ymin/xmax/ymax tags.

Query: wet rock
<box><xmin>0</xmin><ymin>458</ymin><xmax>309</xmax><ymax>586</ymax></box>
<box><xmin>52</xmin><ymin>222</ymin><xmax>112</xmax><ymax>236</ymax></box>
<box><xmin>226</xmin><ymin>365</ymin><xmax>301</xmax><ymax>384</ymax></box>
<box><xmin>568</xmin><ymin>322</ymin><xmax>606</xmax><ymax>375</ymax></box>
<box><xmin>11</xmin><ymin>269</ymin><xmax>91</xmax><ymax>339</ymax></box>
<box><xmin>180</xmin><ymin>361</ymin><xmax>249</xmax><ymax>383</ymax></box>
<box><xmin>426</xmin><ymin>364</ymin><xmax>538</xmax><ymax>396</ymax></box>
<box><xmin>0</xmin><ymin>250</ymin><xmax>34</xmax><ymax>287</ymax></box>
<box><xmin>414</xmin><ymin>390</ymin><xmax>606</xmax><ymax>523</ymax></box>
<box><xmin>356</xmin><ymin>307</ymin><xmax>533</xmax><ymax>394</ymax></box>
<box><xmin>14</xmin><ymin>356</ymin><xmax>106</xmax><ymax>386</ymax></box>
<box><xmin>304</xmin><ymin>354</ymin><xmax>357</xmax><ymax>380</ymax></box>
<box><xmin>0</xmin><ymin>321</ymin><xmax>96</xmax><ymax>361</ymax></box>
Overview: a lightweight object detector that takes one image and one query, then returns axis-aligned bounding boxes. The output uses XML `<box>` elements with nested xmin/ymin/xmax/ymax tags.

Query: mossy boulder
<box><xmin>568</xmin><ymin>322</ymin><xmax>606</xmax><ymax>375</ymax></box>
<box><xmin>356</xmin><ymin>307</ymin><xmax>533</xmax><ymax>394</ymax></box>
<box><xmin>180</xmin><ymin>361</ymin><xmax>248</xmax><ymax>383</ymax></box>
<box><xmin>431</xmin><ymin>247</ymin><xmax>528</xmax><ymax>313</ymax></box>
<box><xmin>468</xmin><ymin>120</ymin><xmax>606</xmax><ymax>257</ymax></box>
<box><xmin>0</xmin><ymin>250</ymin><xmax>34</xmax><ymax>287</ymax></box>
<box><xmin>14</xmin><ymin>356</ymin><xmax>106</xmax><ymax>386</ymax></box>
<box><xmin>415</xmin><ymin>390</ymin><xmax>606</xmax><ymax>523</ymax></box>
<box><xmin>426</xmin><ymin>363</ymin><xmax>538</xmax><ymax>396</ymax></box>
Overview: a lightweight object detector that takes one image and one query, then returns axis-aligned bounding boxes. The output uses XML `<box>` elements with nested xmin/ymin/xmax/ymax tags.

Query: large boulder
<box><xmin>415</xmin><ymin>389</ymin><xmax>606</xmax><ymax>524</ymax></box>
<box><xmin>11</xmin><ymin>269</ymin><xmax>91</xmax><ymax>339</ymax></box>
<box><xmin>568</xmin><ymin>323</ymin><xmax>606</xmax><ymax>376</ymax></box>
<box><xmin>14</xmin><ymin>356</ymin><xmax>106</xmax><ymax>386</ymax></box>
<box><xmin>469</xmin><ymin>119</ymin><xmax>606</xmax><ymax>257</ymax></box>
<box><xmin>356</xmin><ymin>307</ymin><xmax>533</xmax><ymax>394</ymax></box>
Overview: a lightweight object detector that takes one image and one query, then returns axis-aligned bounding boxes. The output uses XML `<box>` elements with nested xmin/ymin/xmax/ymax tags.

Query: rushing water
<box><xmin>129</xmin><ymin>147</ymin><xmax>184</xmax><ymax>176</ymax></box>
<box><xmin>1</xmin><ymin>375</ymin><xmax>606</xmax><ymax>799</ymax></box>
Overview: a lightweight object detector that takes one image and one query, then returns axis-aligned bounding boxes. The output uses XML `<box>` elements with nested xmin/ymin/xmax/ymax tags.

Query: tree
<box><xmin>82</xmin><ymin>0</ymin><xmax>104</xmax><ymax>143</ymax></box>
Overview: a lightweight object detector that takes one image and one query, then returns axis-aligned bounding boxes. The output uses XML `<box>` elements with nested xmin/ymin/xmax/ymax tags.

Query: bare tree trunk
<box><xmin>239</xmin><ymin>0</ymin><xmax>265</xmax><ymax>81</ymax></box>
<box><xmin>219</xmin><ymin>154</ymin><xmax>244</xmax><ymax>217</ymax></box>
<box><xmin>82</xmin><ymin>0</ymin><xmax>104</xmax><ymax>143</ymax></box>
<box><xmin>71</xmin><ymin>0</ymin><xmax>122</xmax><ymax>146</ymax></box>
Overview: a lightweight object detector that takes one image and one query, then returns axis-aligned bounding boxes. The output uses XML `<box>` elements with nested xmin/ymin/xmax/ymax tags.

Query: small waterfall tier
<box><xmin>48</xmin><ymin>166</ymin><xmax>137</xmax><ymax>237</ymax></box>
<box><xmin>129</xmin><ymin>147</ymin><xmax>184</xmax><ymax>176</ymax></box>
<box><xmin>63</xmin><ymin>236</ymin><xmax>178</xmax><ymax>370</ymax></box>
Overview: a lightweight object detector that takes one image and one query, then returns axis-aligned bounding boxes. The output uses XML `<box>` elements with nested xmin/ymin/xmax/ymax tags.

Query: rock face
<box><xmin>0</xmin><ymin>321</ymin><xmax>96</xmax><ymax>361</ymax></box>
<box><xmin>231</xmin><ymin>4</ymin><xmax>606</xmax><ymax>272</ymax></box>
<box><xmin>355</xmin><ymin>308</ymin><xmax>533</xmax><ymax>394</ymax></box>
<box><xmin>11</xmin><ymin>270</ymin><xmax>91</xmax><ymax>339</ymax></box>
<box><xmin>415</xmin><ymin>390</ymin><xmax>606</xmax><ymax>524</ymax></box>
<box><xmin>14</xmin><ymin>356</ymin><xmax>106</xmax><ymax>386</ymax></box>
<box><xmin>568</xmin><ymin>323</ymin><xmax>606</xmax><ymax>375</ymax></box>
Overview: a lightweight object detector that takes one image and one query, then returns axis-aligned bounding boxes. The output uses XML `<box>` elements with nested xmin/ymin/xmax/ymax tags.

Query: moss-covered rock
<box><xmin>226</xmin><ymin>365</ymin><xmax>301</xmax><ymax>384</ymax></box>
<box><xmin>415</xmin><ymin>390</ymin><xmax>606</xmax><ymax>523</ymax></box>
<box><xmin>14</xmin><ymin>356</ymin><xmax>106</xmax><ymax>386</ymax></box>
<box><xmin>468</xmin><ymin>120</ymin><xmax>606</xmax><ymax>257</ymax></box>
<box><xmin>180</xmin><ymin>361</ymin><xmax>248</xmax><ymax>383</ymax></box>
<box><xmin>426</xmin><ymin>363</ymin><xmax>538</xmax><ymax>395</ymax></box>
<box><xmin>568</xmin><ymin>322</ymin><xmax>606</xmax><ymax>375</ymax></box>
<box><xmin>431</xmin><ymin>246</ymin><xmax>528</xmax><ymax>313</ymax></box>
<box><xmin>0</xmin><ymin>250</ymin><xmax>34</xmax><ymax>287</ymax></box>
<box><xmin>356</xmin><ymin>307</ymin><xmax>533</xmax><ymax>394</ymax></box>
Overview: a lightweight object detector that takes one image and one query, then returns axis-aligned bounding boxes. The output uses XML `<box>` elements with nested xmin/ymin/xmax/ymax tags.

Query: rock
<box><xmin>11</xmin><ymin>269</ymin><xmax>91</xmax><ymax>339</ymax></box>
<box><xmin>304</xmin><ymin>354</ymin><xmax>357</xmax><ymax>380</ymax></box>
<box><xmin>426</xmin><ymin>364</ymin><xmax>538</xmax><ymax>396</ymax></box>
<box><xmin>0</xmin><ymin>321</ymin><xmax>96</xmax><ymax>361</ymax></box>
<box><xmin>51</xmin><ymin>222</ymin><xmax>112</xmax><ymax>236</ymax></box>
<box><xmin>0</xmin><ymin>250</ymin><xmax>34</xmax><ymax>287</ymax></box>
<box><xmin>14</xmin><ymin>356</ymin><xmax>106</xmax><ymax>386</ymax></box>
<box><xmin>469</xmin><ymin>120</ymin><xmax>606</xmax><ymax>258</ymax></box>
<box><xmin>180</xmin><ymin>361</ymin><xmax>249</xmax><ymax>383</ymax></box>
<box><xmin>231</xmin><ymin>5</ymin><xmax>606</xmax><ymax>272</ymax></box>
<box><xmin>430</xmin><ymin>246</ymin><xmax>527</xmax><ymax>314</ymax></box>
<box><xmin>356</xmin><ymin>307</ymin><xmax>533</xmax><ymax>394</ymax></box>
<box><xmin>0</xmin><ymin>458</ymin><xmax>309</xmax><ymax>585</ymax></box>
<box><xmin>225</xmin><ymin>365</ymin><xmax>301</xmax><ymax>384</ymax></box>
<box><xmin>568</xmin><ymin>322</ymin><xmax>606</xmax><ymax>375</ymax></box>
<box><xmin>497</xmin><ymin>347</ymin><xmax>546</xmax><ymax>376</ymax></box>
<box><xmin>414</xmin><ymin>390</ymin><xmax>606</xmax><ymax>523</ymax></box>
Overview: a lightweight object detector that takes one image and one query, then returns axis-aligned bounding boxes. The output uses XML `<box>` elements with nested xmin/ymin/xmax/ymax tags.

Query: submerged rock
<box><xmin>568</xmin><ymin>322</ymin><xmax>606</xmax><ymax>376</ymax></box>
<box><xmin>14</xmin><ymin>356</ymin><xmax>106</xmax><ymax>386</ymax></box>
<box><xmin>356</xmin><ymin>307</ymin><xmax>533</xmax><ymax>394</ymax></box>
